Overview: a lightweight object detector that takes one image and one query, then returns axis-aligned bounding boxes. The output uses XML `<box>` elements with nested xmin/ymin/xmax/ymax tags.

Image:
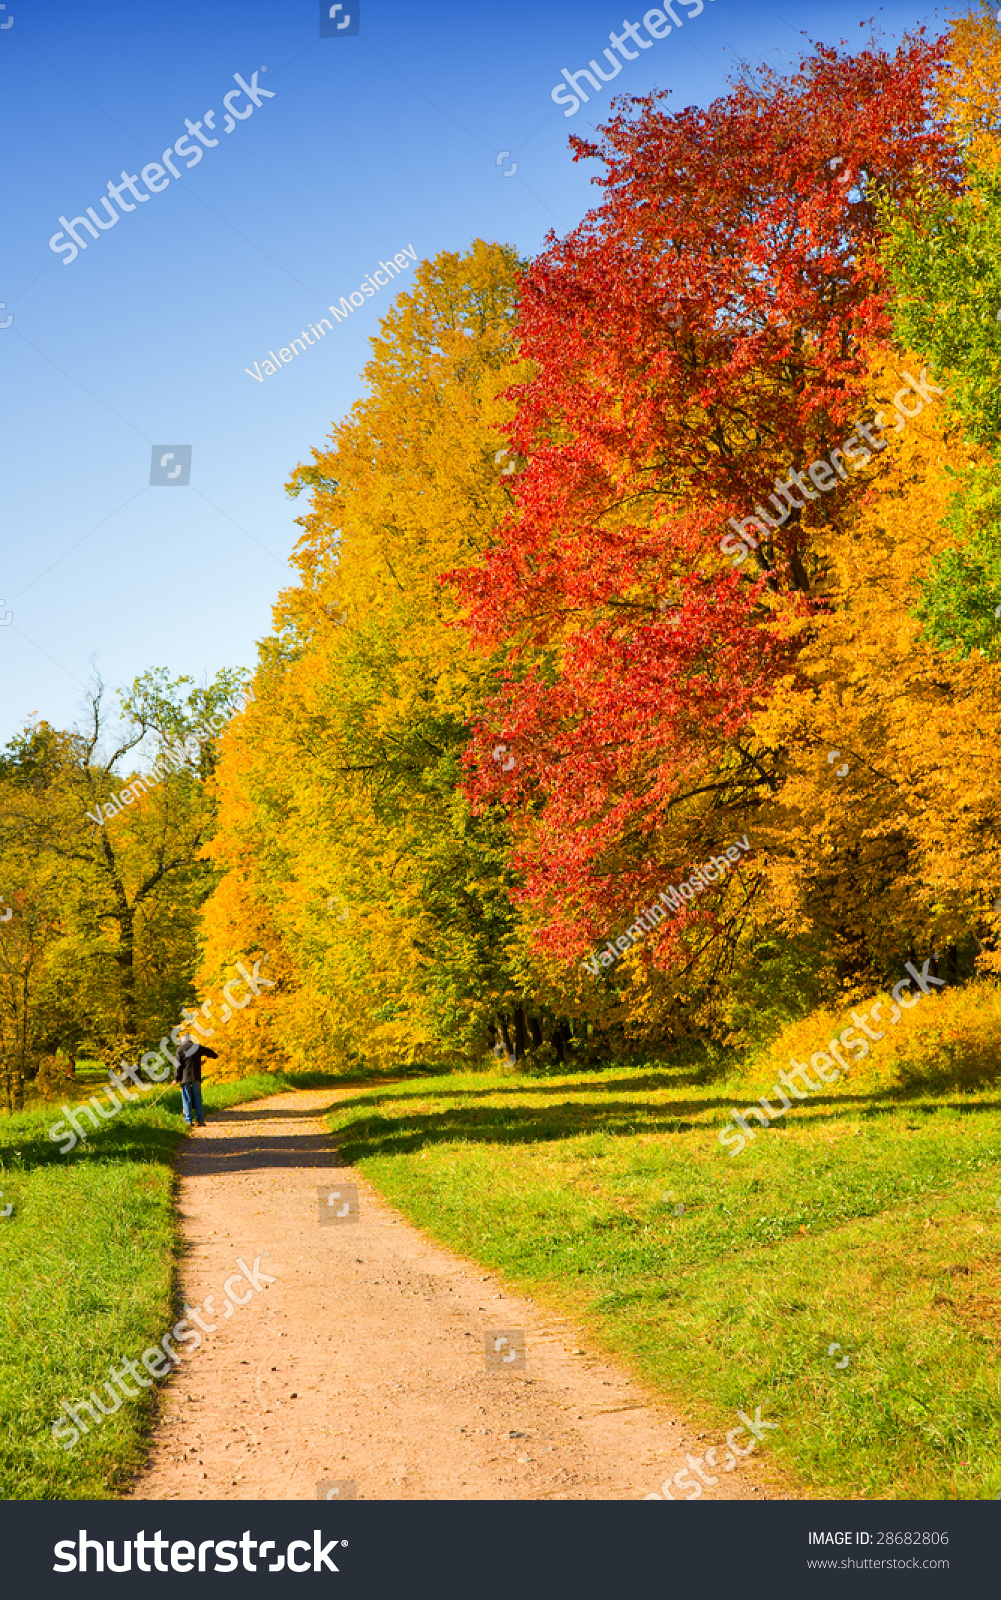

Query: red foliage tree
<box><xmin>450</xmin><ymin>34</ymin><xmax>959</xmax><ymax>971</ymax></box>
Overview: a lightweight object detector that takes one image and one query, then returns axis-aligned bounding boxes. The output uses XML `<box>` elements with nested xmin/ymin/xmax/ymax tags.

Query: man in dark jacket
<box><xmin>174</xmin><ymin>1033</ymin><xmax>218</xmax><ymax>1128</ymax></box>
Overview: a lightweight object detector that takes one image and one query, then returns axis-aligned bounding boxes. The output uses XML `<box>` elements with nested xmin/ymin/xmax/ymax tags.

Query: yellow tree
<box><xmin>200</xmin><ymin>241</ymin><xmax>593</xmax><ymax>1071</ymax></box>
<box><xmin>938</xmin><ymin>0</ymin><xmax>1001</xmax><ymax>172</ymax></box>
<box><xmin>749</xmin><ymin>346</ymin><xmax>1001</xmax><ymax>994</ymax></box>
<box><xmin>725</xmin><ymin>9</ymin><xmax>1001</xmax><ymax>1014</ymax></box>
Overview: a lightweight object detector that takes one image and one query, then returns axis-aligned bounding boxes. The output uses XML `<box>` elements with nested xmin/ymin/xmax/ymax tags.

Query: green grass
<box><xmin>324</xmin><ymin>1056</ymin><xmax>1001</xmax><ymax>1500</ymax></box>
<box><xmin>0</xmin><ymin>1070</ymin><xmax>299</xmax><ymax>1500</ymax></box>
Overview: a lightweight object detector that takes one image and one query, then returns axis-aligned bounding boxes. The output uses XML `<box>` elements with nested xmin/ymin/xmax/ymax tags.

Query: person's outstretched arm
<box><xmin>201</xmin><ymin>1046</ymin><xmax>219</xmax><ymax>1059</ymax></box>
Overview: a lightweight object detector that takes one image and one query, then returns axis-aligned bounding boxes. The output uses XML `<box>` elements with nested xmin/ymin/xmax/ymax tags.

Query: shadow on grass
<box><xmin>283</xmin><ymin>1067</ymin><xmax>440</xmax><ymax>1091</ymax></box>
<box><xmin>325</xmin><ymin>1069</ymin><xmax>713</xmax><ymax>1116</ymax></box>
<box><xmin>110</xmin><ymin>1101</ymin><xmax>716</xmax><ymax>1180</ymax></box>
<box><xmin>725</xmin><ymin>1090</ymin><xmax>1001</xmax><ymax>1130</ymax></box>
<box><xmin>12</xmin><ymin>1082</ymin><xmax>996</xmax><ymax>1181</ymax></box>
<box><xmin>327</xmin><ymin>1087</ymin><xmax>1001</xmax><ymax>1164</ymax></box>
<box><xmin>0</xmin><ymin>1075</ymin><xmax>321</xmax><ymax>1174</ymax></box>
<box><xmin>332</xmin><ymin>1101</ymin><xmax>707</xmax><ymax>1159</ymax></box>
<box><xmin>0</xmin><ymin>1112</ymin><xmax>186</xmax><ymax>1176</ymax></box>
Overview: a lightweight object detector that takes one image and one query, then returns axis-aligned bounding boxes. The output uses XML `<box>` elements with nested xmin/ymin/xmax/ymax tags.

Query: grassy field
<box><xmin>5</xmin><ymin>977</ymin><xmax>997</xmax><ymax>1502</ymax></box>
<box><xmin>325</xmin><ymin>983</ymin><xmax>1001</xmax><ymax>1501</ymax></box>
<box><xmin>0</xmin><ymin>1070</ymin><xmax>302</xmax><ymax>1500</ymax></box>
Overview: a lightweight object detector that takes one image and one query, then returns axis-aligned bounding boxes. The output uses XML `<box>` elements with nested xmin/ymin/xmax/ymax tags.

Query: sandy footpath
<box><xmin>128</xmin><ymin>1088</ymin><xmax>786</xmax><ymax>1501</ymax></box>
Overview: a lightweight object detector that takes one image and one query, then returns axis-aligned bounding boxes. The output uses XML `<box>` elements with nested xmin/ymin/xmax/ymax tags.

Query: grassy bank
<box><xmin>0</xmin><ymin>1071</ymin><xmax>299</xmax><ymax>1500</ymax></box>
<box><xmin>325</xmin><ymin>982</ymin><xmax>1001</xmax><ymax>1500</ymax></box>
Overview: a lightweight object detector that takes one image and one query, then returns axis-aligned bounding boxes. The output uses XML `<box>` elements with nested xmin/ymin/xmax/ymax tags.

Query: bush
<box><xmin>34</xmin><ymin>1054</ymin><xmax>65</xmax><ymax>1102</ymax></box>
<box><xmin>743</xmin><ymin>977</ymin><xmax>1001</xmax><ymax>1098</ymax></box>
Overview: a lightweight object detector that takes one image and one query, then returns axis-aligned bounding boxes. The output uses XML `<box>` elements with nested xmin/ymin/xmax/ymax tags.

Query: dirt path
<box><xmin>129</xmin><ymin>1087</ymin><xmax>787</xmax><ymax>1502</ymax></box>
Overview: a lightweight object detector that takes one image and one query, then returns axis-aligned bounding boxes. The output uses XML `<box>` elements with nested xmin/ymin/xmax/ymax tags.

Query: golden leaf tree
<box><xmin>200</xmin><ymin>241</ymin><xmax>591</xmax><ymax>1072</ymax></box>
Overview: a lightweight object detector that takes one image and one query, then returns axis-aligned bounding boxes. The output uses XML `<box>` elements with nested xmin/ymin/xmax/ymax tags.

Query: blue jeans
<box><xmin>181</xmin><ymin>1082</ymin><xmax>203</xmax><ymax>1125</ymax></box>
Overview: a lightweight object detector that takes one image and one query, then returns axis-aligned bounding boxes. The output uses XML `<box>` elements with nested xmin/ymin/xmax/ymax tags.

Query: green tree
<box><xmin>0</xmin><ymin>668</ymin><xmax>245</xmax><ymax>1091</ymax></box>
<box><xmin>882</xmin><ymin>7</ymin><xmax>1001</xmax><ymax>658</ymax></box>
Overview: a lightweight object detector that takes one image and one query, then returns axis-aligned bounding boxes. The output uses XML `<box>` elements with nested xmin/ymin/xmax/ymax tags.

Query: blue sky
<box><xmin>0</xmin><ymin>0</ymin><xmax>949</xmax><ymax>748</ymax></box>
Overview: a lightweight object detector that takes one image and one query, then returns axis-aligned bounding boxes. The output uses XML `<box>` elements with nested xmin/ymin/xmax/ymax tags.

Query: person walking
<box><xmin>174</xmin><ymin>1032</ymin><xmax>218</xmax><ymax>1129</ymax></box>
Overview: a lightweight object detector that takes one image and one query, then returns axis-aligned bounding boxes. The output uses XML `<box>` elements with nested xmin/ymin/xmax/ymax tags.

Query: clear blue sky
<box><xmin>0</xmin><ymin>0</ymin><xmax>949</xmax><ymax>747</ymax></box>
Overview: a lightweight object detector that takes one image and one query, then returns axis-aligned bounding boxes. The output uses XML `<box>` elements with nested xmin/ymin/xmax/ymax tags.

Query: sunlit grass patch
<box><xmin>0</xmin><ymin>1071</ymin><xmax>296</xmax><ymax>1499</ymax></box>
<box><xmin>327</xmin><ymin>1045</ymin><xmax>1001</xmax><ymax>1500</ymax></box>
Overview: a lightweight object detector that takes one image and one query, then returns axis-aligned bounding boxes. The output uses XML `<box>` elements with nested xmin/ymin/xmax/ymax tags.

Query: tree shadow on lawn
<box><xmin>0</xmin><ymin>1087</ymin><xmax>387</xmax><ymax>1177</ymax></box>
<box><xmin>333</xmin><ymin>1086</ymin><xmax>1001</xmax><ymax>1162</ymax></box>
<box><xmin>726</xmin><ymin>1089</ymin><xmax>1001</xmax><ymax>1133</ymax></box>
<box><xmin>0</xmin><ymin>1115</ymin><xmax>183</xmax><ymax>1175</ymax></box>
<box><xmin>150</xmin><ymin>1106</ymin><xmax>703</xmax><ymax>1178</ymax></box>
<box><xmin>328</xmin><ymin>1070</ymin><xmax>708</xmax><ymax>1115</ymax></box>
<box><xmin>9</xmin><ymin>1088</ymin><xmax>997</xmax><ymax>1180</ymax></box>
<box><xmin>334</xmin><ymin>1100</ymin><xmax>709</xmax><ymax>1159</ymax></box>
<box><xmin>282</xmin><ymin>1070</ymin><xmax>412</xmax><ymax>1091</ymax></box>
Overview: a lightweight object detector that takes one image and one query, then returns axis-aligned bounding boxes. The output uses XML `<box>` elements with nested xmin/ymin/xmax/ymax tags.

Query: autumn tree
<box><xmin>0</xmin><ymin>668</ymin><xmax>243</xmax><ymax>1086</ymax></box>
<box><xmin>881</xmin><ymin>2</ymin><xmax>1001</xmax><ymax>659</ymax></box>
<box><xmin>739</xmin><ymin>7</ymin><xmax>1001</xmax><ymax>1002</ymax></box>
<box><xmin>749</xmin><ymin>348</ymin><xmax>1001</xmax><ymax>998</ymax></box>
<box><xmin>449</xmin><ymin>32</ymin><xmax>958</xmax><ymax>1025</ymax></box>
<box><xmin>201</xmin><ymin>241</ymin><xmax>588</xmax><ymax>1071</ymax></box>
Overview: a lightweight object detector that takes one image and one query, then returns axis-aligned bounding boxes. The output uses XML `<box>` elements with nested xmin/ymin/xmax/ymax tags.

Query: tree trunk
<box><xmin>514</xmin><ymin>1006</ymin><xmax>527</xmax><ymax>1063</ymax></box>
<box><xmin>945</xmin><ymin>943</ymin><xmax>960</xmax><ymax>984</ymax></box>
<box><xmin>115</xmin><ymin>903</ymin><xmax>139</xmax><ymax>1057</ymax></box>
<box><xmin>498</xmin><ymin>1015</ymin><xmax>515</xmax><ymax>1060</ymax></box>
